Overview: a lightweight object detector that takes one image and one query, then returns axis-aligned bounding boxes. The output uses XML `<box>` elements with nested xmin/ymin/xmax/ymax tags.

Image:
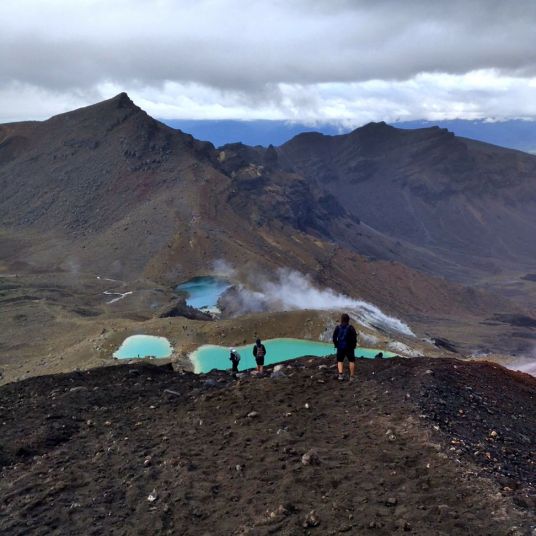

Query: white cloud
<box><xmin>3</xmin><ymin>71</ymin><xmax>536</xmax><ymax>126</ymax></box>
<box><xmin>1</xmin><ymin>1</ymin><xmax>536</xmax><ymax>122</ymax></box>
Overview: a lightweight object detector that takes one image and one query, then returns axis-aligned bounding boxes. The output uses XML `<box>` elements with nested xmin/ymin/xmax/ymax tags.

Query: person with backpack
<box><xmin>229</xmin><ymin>347</ymin><xmax>241</xmax><ymax>377</ymax></box>
<box><xmin>332</xmin><ymin>313</ymin><xmax>358</xmax><ymax>381</ymax></box>
<box><xmin>252</xmin><ymin>338</ymin><xmax>267</xmax><ymax>374</ymax></box>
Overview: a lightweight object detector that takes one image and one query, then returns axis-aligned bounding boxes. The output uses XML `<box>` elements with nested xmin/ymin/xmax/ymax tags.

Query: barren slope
<box><xmin>0</xmin><ymin>357</ymin><xmax>534</xmax><ymax>535</ymax></box>
<box><xmin>279</xmin><ymin>123</ymin><xmax>536</xmax><ymax>285</ymax></box>
<box><xmin>1</xmin><ymin>94</ymin><xmax>536</xmax><ymax>376</ymax></box>
<box><xmin>0</xmin><ymin>94</ymin><xmax>521</xmax><ymax>321</ymax></box>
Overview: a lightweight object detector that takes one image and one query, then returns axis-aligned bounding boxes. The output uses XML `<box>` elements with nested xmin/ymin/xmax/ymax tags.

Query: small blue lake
<box><xmin>176</xmin><ymin>276</ymin><xmax>231</xmax><ymax>311</ymax></box>
<box><xmin>113</xmin><ymin>335</ymin><xmax>173</xmax><ymax>359</ymax></box>
<box><xmin>189</xmin><ymin>338</ymin><xmax>395</xmax><ymax>373</ymax></box>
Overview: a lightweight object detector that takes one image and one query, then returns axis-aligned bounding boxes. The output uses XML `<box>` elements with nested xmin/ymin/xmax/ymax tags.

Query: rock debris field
<box><xmin>0</xmin><ymin>356</ymin><xmax>535</xmax><ymax>535</ymax></box>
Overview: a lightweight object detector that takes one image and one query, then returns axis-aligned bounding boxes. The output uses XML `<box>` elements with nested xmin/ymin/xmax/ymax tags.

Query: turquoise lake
<box><xmin>113</xmin><ymin>335</ymin><xmax>173</xmax><ymax>359</ymax></box>
<box><xmin>189</xmin><ymin>338</ymin><xmax>395</xmax><ymax>373</ymax></box>
<box><xmin>176</xmin><ymin>276</ymin><xmax>231</xmax><ymax>310</ymax></box>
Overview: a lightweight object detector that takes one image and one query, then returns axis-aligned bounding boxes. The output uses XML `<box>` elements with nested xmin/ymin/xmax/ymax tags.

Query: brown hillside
<box><xmin>1</xmin><ymin>94</ymin><xmax>535</xmax><ymax>372</ymax></box>
<box><xmin>279</xmin><ymin>123</ymin><xmax>536</xmax><ymax>285</ymax></box>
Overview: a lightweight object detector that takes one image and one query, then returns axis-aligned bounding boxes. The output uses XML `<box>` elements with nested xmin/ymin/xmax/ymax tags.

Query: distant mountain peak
<box><xmin>361</xmin><ymin>121</ymin><xmax>389</xmax><ymax>129</ymax></box>
<box><xmin>43</xmin><ymin>92</ymin><xmax>144</xmax><ymax>129</ymax></box>
<box><xmin>110</xmin><ymin>92</ymin><xmax>137</xmax><ymax>110</ymax></box>
<box><xmin>353</xmin><ymin>121</ymin><xmax>395</xmax><ymax>136</ymax></box>
<box><xmin>94</xmin><ymin>92</ymin><xmax>140</xmax><ymax>114</ymax></box>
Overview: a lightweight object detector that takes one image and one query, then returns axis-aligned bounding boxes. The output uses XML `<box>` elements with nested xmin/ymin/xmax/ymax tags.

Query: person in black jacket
<box><xmin>332</xmin><ymin>313</ymin><xmax>358</xmax><ymax>381</ymax></box>
<box><xmin>229</xmin><ymin>347</ymin><xmax>240</xmax><ymax>378</ymax></box>
<box><xmin>252</xmin><ymin>338</ymin><xmax>267</xmax><ymax>374</ymax></box>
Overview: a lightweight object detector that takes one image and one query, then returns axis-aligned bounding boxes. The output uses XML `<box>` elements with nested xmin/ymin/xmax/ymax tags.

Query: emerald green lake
<box><xmin>176</xmin><ymin>276</ymin><xmax>231</xmax><ymax>311</ymax></box>
<box><xmin>113</xmin><ymin>335</ymin><xmax>173</xmax><ymax>359</ymax></box>
<box><xmin>189</xmin><ymin>338</ymin><xmax>395</xmax><ymax>373</ymax></box>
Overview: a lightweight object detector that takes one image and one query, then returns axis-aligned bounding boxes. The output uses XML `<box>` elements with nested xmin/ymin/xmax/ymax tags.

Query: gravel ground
<box><xmin>0</xmin><ymin>356</ymin><xmax>534</xmax><ymax>535</ymax></box>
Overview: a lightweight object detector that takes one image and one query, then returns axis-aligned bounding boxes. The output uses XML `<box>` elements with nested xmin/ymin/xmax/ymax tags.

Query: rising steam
<box><xmin>217</xmin><ymin>266</ymin><xmax>414</xmax><ymax>336</ymax></box>
<box><xmin>511</xmin><ymin>361</ymin><xmax>536</xmax><ymax>376</ymax></box>
<box><xmin>505</xmin><ymin>345</ymin><xmax>536</xmax><ymax>377</ymax></box>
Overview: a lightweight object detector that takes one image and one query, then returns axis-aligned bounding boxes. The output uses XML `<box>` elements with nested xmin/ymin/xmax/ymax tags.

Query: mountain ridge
<box><xmin>1</xmin><ymin>93</ymin><xmax>535</xmax><ymax>376</ymax></box>
<box><xmin>162</xmin><ymin>117</ymin><xmax>536</xmax><ymax>154</ymax></box>
<box><xmin>2</xmin><ymin>93</ymin><xmax>535</xmax><ymax>302</ymax></box>
<box><xmin>278</xmin><ymin>120</ymin><xmax>536</xmax><ymax>285</ymax></box>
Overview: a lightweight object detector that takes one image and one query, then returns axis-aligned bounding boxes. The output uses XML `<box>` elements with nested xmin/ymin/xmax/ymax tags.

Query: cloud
<box><xmin>5</xmin><ymin>71</ymin><xmax>536</xmax><ymax>126</ymax></box>
<box><xmin>1</xmin><ymin>0</ymin><xmax>536</xmax><ymax>122</ymax></box>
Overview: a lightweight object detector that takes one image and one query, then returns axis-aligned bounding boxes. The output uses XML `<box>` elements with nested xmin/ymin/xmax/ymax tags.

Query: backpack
<box><xmin>337</xmin><ymin>324</ymin><xmax>349</xmax><ymax>350</ymax></box>
<box><xmin>256</xmin><ymin>344</ymin><xmax>266</xmax><ymax>358</ymax></box>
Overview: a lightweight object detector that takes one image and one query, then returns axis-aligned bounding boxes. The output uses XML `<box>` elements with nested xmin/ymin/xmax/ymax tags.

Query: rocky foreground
<box><xmin>0</xmin><ymin>356</ymin><xmax>535</xmax><ymax>535</ymax></box>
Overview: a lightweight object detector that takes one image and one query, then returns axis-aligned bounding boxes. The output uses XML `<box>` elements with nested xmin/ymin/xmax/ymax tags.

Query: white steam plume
<box><xmin>505</xmin><ymin>344</ymin><xmax>536</xmax><ymax>377</ymax></box>
<box><xmin>212</xmin><ymin>259</ymin><xmax>237</xmax><ymax>278</ymax></box>
<box><xmin>227</xmin><ymin>268</ymin><xmax>414</xmax><ymax>336</ymax></box>
<box><xmin>510</xmin><ymin>361</ymin><xmax>536</xmax><ymax>376</ymax></box>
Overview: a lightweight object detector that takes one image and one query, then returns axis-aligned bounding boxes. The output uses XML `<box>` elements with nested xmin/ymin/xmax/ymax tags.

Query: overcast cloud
<box><xmin>1</xmin><ymin>0</ymin><xmax>536</xmax><ymax>124</ymax></box>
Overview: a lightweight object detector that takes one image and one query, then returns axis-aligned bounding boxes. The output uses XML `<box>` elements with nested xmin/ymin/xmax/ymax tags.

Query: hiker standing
<box><xmin>229</xmin><ymin>347</ymin><xmax>241</xmax><ymax>377</ymax></box>
<box><xmin>332</xmin><ymin>313</ymin><xmax>358</xmax><ymax>381</ymax></box>
<box><xmin>252</xmin><ymin>338</ymin><xmax>267</xmax><ymax>374</ymax></box>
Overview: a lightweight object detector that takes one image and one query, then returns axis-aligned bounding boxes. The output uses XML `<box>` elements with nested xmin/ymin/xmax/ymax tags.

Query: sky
<box><xmin>1</xmin><ymin>0</ymin><xmax>536</xmax><ymax>126</ymax></box>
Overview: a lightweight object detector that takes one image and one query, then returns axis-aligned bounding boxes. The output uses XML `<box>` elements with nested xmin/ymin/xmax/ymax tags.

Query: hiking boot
<box><xmin>337</xmin><ymin>374</ymin><xmax>344</xmax><ymax>381</ymax></box>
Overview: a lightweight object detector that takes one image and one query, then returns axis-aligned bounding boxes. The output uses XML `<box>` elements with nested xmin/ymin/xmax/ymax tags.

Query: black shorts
<box><xmin>255</xmin><ymin>356</ymin><xmax>265</xmax><ymax>366</ymax></box>
<box><xmin>336</xmin><ymin>348</ymin><xmax>355</xmax><ymax>363</ymax></box>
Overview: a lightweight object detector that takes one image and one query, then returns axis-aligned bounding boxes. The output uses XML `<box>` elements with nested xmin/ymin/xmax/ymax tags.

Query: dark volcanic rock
<box><xmin>494</xmin><ymin>313</ymin><xmax>536</xmax><ymax>328</ymax></box>
<box><xmin>432</xmin><ymin>337</ymin><xmax>458</xmax><ymax>353</ymax></box>
<box><xmin>157</xmin><ymin>298</ymin><xmax>212</xmax><ymax>321</ymax></box>
<box><xmin>0</xmin><ymin>357</ymin><xmax>534</xmax><ymax>535</ymax></box>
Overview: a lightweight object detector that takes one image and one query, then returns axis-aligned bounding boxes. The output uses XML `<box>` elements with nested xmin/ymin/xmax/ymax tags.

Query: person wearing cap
<box><xmin>252</xmin><ymin>338</ymin><xmax>267</xmax><ymax>374</ymax></box>
<box><xmin>229</xmin><ymin>347</ymin><xmax>241</xmax><ymax>377</ymax></box>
